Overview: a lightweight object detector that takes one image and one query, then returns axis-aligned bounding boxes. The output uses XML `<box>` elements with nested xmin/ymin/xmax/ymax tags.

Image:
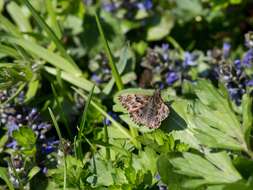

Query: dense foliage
<box><xmin>0</xmin><ymin>0</ymin><xmax>253</xmax><ymax>189</ymax></box>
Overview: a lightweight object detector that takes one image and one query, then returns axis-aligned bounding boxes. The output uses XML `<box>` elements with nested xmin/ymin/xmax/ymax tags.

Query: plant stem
<box><xmin>104</xmin><ymin>124</ymin><xmax>111</xmax><ymax>160</ymax></box>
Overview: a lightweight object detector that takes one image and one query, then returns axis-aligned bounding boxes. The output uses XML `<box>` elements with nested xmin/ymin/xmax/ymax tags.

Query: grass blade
<box><xmin>77</xmin><ymin>85</ymin><xmax>95</xmax><ymax>159</ymax></box>
<box><xmin>45</xmin><ymin>66</ymin><xmax>100</xmax><ymax>93</ymax></box>
<box><xmin>0</xmin><ymin>167</ymin><xmax>15</xmax><ymax>190</ymax></box>
<box><xmin>6</xmin><ymin>2</ymin><xmax>32</xmax><ymax>33</ymax></box>
<box><xmin>7</xmin><ymin>37</ymin><xmax>82</xmax><ymax>76</ymax></box>
<box><xmin>0</xmin><ymin>14</ymin><xmax>21</xmax><ymax>36</ymax></box>
<box><xmin>21</xmin><ymin>0</ymin><xmax>79</xmax><ymax>71</ymax></box>
<box><xmin>94</xmin><ymin>12</ymin><xmax>124</xmax><ymax>90</ymax></box>
<box><xmin>45</xmin><ymin>0</ymin><xmax>62</xmax><ymax>38</ymax></box>
<box><xmin>48</xmin><ymin>107</ymin><xmax>62</xmax><ymax>140</ymax></box>
<box><xmin>79</xmin><ymin>85</ymin><xmax>95</xmax><ymax>138</ymax></box>
<box><xmin>51</xmin><ymin>83</ymin><xmax>71</xmax><ymax>137</ymax></box>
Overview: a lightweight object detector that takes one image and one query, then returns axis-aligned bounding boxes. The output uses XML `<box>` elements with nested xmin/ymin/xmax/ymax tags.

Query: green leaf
<box><xmin>157</xmin><ymin>153</ymin><xmax>187</xmax><ymax>190</ymax></box>
<box><xmin>223</xmin><ymin>177</ymin><xmax>253</xmax><ymax>190</ymax></box>
<box><xmin>6</xmin><ymin>2</ymin><xmax>32</xmax><ymax>33</ymax></box>
<box><xmin>0</xmin><ymin>44</ymin><xmax>20</xmax><ymax>59</ymax></box>
<box><xmin>7</xmin><ymin>37</ymin><xmax>82</xmax><ymax>76</ymax></box>
<box><xmin>25</xmin><ymin>79</ymin><xmax>40</xmax><ymax>102</ymax></box>
<box><xmin>0</xmin><ymin>167</ymin><xmax>15</xmax><ymax>190</ymax></box>
<box><xmin>146</xmin><ymin>13</ymin><xmax>174</xmax><ymax>41</ymax></box>
<box><xmin>103</xmin><ymin>45</ymin><xmax>129</xmax><ymax>94</ymax></box>
<box><xmin>88</xmin><ymin>158</ymin><xmax>127</xmax><ymax>187</ymax></box>
<box><xmin>12</xmin><ymin>127</ymin><xmax>36</xmax><ymax>148</ymax></box>
<box><xmin>95</xmin><ymin>12</ymin><xmax>124</xmax><ymax>90</ymax></box>
<box><xmin>170</xmin><ymin>151</ymin><xmax>242</xmax><ymax>188</ymax></box>
<box><xmin>170</xmin><ymin>100</ymin><xmax>202</xmax><ymax>150</ymax></box>
<box><xmin>242</xmin><ymin>94</ymin><xmax>253</xmax><ymax>146</ymax></box>
<box><xmin>0</xmin><ymin>14</ymin><xmax>21</xmax><ymax>36</ymax></box>
<box><xmin>132</xmin><ymin>147</ymin><xmax>157</xmax><ymax>181</ymax></box>
<box><xmin>28</xmin><ymin>166</ymin><xmax>40</xmax><ymax>180</ymax></box>
<box><xmin>186</xmin><ymin>80</ymin><xmax>248</xmax><ymax>152</ymax></box>
<box><xmin>0</xmin><ymin>135</ymin><xmax>8</xmax><ymax>151</ymax></box>
<box><xmin>173</xmin><ymin>0</ymin><xmax>205</xmax><ymax>22</ymax></box>
<box><xmin>45</xmin><ymin>66</ymin><xmax>100</xmax><ymax>93</ymax></box>
<box><xmin>21</xmin><ymin>0</ymin><xmax>78</xmax><ymax>68</ymax></box>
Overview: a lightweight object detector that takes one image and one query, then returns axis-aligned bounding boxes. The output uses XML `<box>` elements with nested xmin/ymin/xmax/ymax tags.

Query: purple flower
<box><xmin>42</xmin><ymin>167</ymin><xmax>48</xmax><ymax>174</ymax></box>
<box><xmin>242</xmin><ymin>49</ymin><xmax>253</xmax><ymax>67</ymax></box>
<box><xmin>6</xmin><ymin>140</ymin><xmax>18</xmax><ymax>149</ymax></box>
<box><xmin>234</xmin><ymin>59</ymin><xmax>241</xmax><ymax>69</ymax></box>
<box><xmin>136</xmin><ymin>0</ymin><xmax>153</xmax><ymax>10</ymax></box>
<box><xmin>159</xmin><ymin>83</ymin><xmax>165</xmax><ymax>89</ymax></box>
<box><xmin>166</xmin><ymin>72</ymin><xmax>179</xmax><ymax>85</ymax></box>
<box><xmin>7</xmin><ymin>121</ymin><xmax>19</xmax><ymax>136</ymax></box>
<box><xmin>91</xmin><ymin>74</ymin><xmax>102</xmax><ymax>84</ymax></box>
<box><xmin>103</xmin><ymin>111</ymin><xmax>117</xmax><ymax>126</ymax></box>
<box><xmin>158</xmin><ymin>185</ymin><xmax>168</xmax><ymax>190</ymax></box>
<box><xmin>162</xmin><ymin>43</ymin><xmax>169</xmax><ymax>61</ymax></box>
<box><xmin>183</xmin><ymin>52</ymin><xmax>195</xmax><ymax>66</ymax></box>
<box><xmin>227</xmin><ymin>87</ymin><xmax>242</xmax><ymax>105</ymax></box>
<box><xmin>246</xmin><ymin>79</ymin><xmax>253</xmax><ymax>86</ymax></box>
<box><xmin>155</xmin><ymin>173</ymin><xmax>161</xmax><ymax>180</ymax></box>
<box><xmin>42</xmin><ymin>139</ymin><xmax>59</xmax><ymax>154</ymax></box>
<box><xmin>103</xmin><ymin>3</ymin><xmax>117</xmax><ymax>12</ymax></box>
<box><xmin>223</xmin><ymin>42</ymin><xmax>231</xmax><ymax>58</ymax></box>
<box><xmin>37</xmin><ymin>123</ymin><xmax>51</xmax><ymax>130</ymax></box>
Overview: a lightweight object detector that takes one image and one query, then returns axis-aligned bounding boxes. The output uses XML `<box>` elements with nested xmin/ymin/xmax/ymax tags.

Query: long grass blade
<box><xmin>94</xmin><ymin>12</ymin><xmax>124</xmax><ymax>90</ymax></box>
<box><xmin>76</xmin><ymin>85</ymin><xmax>95</xmax><ymax>159</ymax></box>
<box><xmin>48</xmin><ymin>107</ymin><xmax>62</xmax><ymax>140</ymax></box>
<box><xmin>45</xmin><ymin>66</ymin><xmax>100</xmax><ymax>93</ymax></box>
<box><xmin>7</xmin><ymin>37</ymin><xmax>82</xmax><ymax>76</ymax></box>
<box><xmin>21</xmin><ymin>0</ymin><xmax>79</xmax><ymax>71</ymax></box>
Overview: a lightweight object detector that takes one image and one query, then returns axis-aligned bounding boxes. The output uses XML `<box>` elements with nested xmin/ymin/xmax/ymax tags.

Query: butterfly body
<box><xmin>118</xmin><ymin>90</ymin><xmax>169</xmax><ymax>129</ymax></box>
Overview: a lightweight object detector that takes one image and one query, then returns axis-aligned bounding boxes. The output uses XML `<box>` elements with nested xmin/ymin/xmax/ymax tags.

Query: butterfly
<box><xmin>118</xmin><ymin>90</ymin><xmax>169</xmax><ymax>129</ymax></box>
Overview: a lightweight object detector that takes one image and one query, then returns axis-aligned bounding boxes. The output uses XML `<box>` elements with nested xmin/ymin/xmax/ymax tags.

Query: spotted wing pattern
<box><xmin>118</xmin><ymin>90</ymin><xmax>169</xmax><ymax>129</ymax></box>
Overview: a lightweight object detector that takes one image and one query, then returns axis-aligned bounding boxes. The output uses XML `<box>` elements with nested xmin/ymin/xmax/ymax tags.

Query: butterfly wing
<box><xmin>118</xmin><ymin>91</ymin><xmax>169</xmax><ymax>129</ymax></box>
<box><xmin>147</xmin><ymin>102</ymin><xmax>169</xmax><ymax>128</ymax></box>
<box><xmin>119</xmin><ymin>94</ymin><xmax>150</xmax><ymax>125</ymax></box>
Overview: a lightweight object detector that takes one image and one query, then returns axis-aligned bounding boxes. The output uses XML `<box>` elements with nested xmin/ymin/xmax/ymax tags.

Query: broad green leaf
<box><xmin>88</xmin><ymin>158</ymin><xmax>127</xmax><ymax>187</ymax></box>
<box><xmin>173</xmin><ymin>0</ymin><xmax>205</xmax><ymax>22</ymax></box>
<box><xmin>0</xmin><ymin>167</ymin><xmax>15</xmax><ymax>190</ymax></box>
<box><xmin>146</xmin><ymin>13</ymin><xmax>174</xmax><ymax>41</ymax></box>
<box><xmin>170</xmin><ymin>100</ymin><xmax>202</xmax><ymax>150</ymax></box>
<box><xmin>223</xmin><ymin>177</ymin><xmax>253</xmax><ymax>190</ymax></box>
<box><xmin>190</xmin><ymin>80</ymin><xmax>247</xmax><ymax>151</ymax></box>
<box><xmin>170</xmin><ymin>151</ymin><xmax>242</xmax><ymax>188</ymax></box>
<box><xmin>12</xmin><ymin>127</ymin><xmax>36</xmax><ymax>148</ymax></box>
<box><xmin>157</xmin><ymin>154</ymin><xmax>187</xmax><ymax>190</ymax></box>
<box><xmin>242</xmin><ymin>94</ymin><xmax>253</xmax><ymax>146</ymax></box>
<box><xmin>132</xmin><ymin>147</ymin><xmax>157</xmax><ymax>178</ymax></box>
